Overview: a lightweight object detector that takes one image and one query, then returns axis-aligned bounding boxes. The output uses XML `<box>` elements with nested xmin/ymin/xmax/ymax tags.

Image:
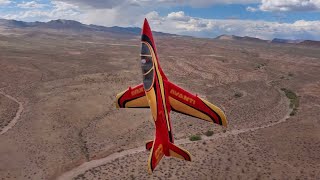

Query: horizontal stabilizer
<box><xmin>146</xmin><ymin>140</ymin><xmax>153</xmax><ymax>151</ymax></box>
<box><xmin>168</xmin><ymin>142</ymin><xmax>192</xmax><ymax>161</ymax></box>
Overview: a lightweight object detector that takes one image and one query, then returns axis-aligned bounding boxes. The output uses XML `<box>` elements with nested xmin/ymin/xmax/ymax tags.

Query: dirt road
<box><xmin>0</xmin><ymin>91</ymin><xmax>24</xmax><ymax>135</ymax></box>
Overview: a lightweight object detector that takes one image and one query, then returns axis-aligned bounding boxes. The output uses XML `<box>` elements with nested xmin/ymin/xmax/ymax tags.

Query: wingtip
<box><xmin>221</xmin><ymin>113</ymin><xmax>228</xmax><ymax>127</ymax></box>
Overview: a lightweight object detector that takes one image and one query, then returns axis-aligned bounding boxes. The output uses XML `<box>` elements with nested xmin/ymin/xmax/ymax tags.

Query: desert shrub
<box><xmin>223</xmin><ymin>129</ymin><xmax>227</xmax><ymax>133</ymax></box>
<box><xmin>189</xmin><ymin>134</ymin><xmax>202</xmax><ymax>141</ymax></box>
<box><xmin>130</xmin><ymin>175</ymin><xmax>135</xmax><ymax>180</ymax></box>
<box><xmin>255</xmin><ymin>63</ymin><xmax>266</xmax><ymax>70</ymax></box>
<box><xmin>204</xmin><ymin>130</ymin><xmax>214</xmax><ymax>136</ymax></box>
<box><xmin>281</xmin><ymin>88</ymin><xmax>299</xmax><ymax>116</ymax></box>
<box><xmin>234</xmin><ymin>92</ymin><xmax>243</xmax><ymax>98</ymax></box>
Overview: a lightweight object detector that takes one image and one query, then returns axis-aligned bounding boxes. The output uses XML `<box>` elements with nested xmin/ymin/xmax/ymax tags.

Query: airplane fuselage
<box><xmin>141</xmin><ymin>40</ymin><xmax>173</xmax><ymax>159</ymax></box>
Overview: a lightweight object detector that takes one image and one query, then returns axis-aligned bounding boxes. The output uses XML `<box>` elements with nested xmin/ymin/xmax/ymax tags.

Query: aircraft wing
<box><xmin>116</xmin><ymin>84</ymin><xmax>149</xmax><ymax>108</ymax></box>
<box><xmin>167</xmin><ymin>81</ymin><xmax>227</xmax><ymax>127</ymax></box>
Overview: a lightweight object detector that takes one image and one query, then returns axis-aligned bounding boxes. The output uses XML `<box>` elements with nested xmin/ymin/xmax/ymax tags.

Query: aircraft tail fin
<box><xmin>168</xmin><ymin>142</ymin><xmax>192</xmax><ymax>161</ymax></box>
<box><xmin>148</xmin><ymin>138</ymin><xmax>164</xmax><ymax>173</ymax></box>
<box><xmin>147</xmin><ymin>140</ymin><xmax>192</xmax><ymax>173</ymax></box>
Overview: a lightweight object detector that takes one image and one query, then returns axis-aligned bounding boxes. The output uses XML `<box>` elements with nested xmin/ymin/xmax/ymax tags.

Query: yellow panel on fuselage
<box><xmin>142</xmin><ymin>42</ymin><xmax>170</xmax><ymax>131</ymax></box>
<box><xmin>145</xmin><ymin>89</ymin><xmax>157</xmax><ymax>121</ymax></box>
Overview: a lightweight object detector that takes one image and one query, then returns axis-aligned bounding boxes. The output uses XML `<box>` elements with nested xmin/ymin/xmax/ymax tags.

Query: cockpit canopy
<box><xmin>140</xmin><ymin>42</ymin><xmax>154</xmax><ymax>90</ymax></box>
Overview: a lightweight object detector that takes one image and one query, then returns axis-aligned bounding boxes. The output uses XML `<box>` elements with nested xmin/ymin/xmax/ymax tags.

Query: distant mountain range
<box><xmin>0</xmin><ymin>19</ymin><xmax>170</xmax><ymax>36</ymax></box>
<box><xmin>0</xmin><ymin>18</ymin><xmax>319</xmax><ymax>47</ymax></box>
<box><xmin>215</xmin><ymin>35</ymin><xmax>320</xmax><ymax>47</ymax></box>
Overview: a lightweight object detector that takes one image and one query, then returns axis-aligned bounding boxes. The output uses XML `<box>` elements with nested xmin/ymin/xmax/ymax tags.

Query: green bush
<box><xmin>204</xmin><ymin>130</ymin><xmax>214</xmax><ymax>136</ymax></box>
<box><xmin>234</xmin><ymin>92</ymin><xmax>243</xmax><ymax>98</ymax></box>
<box><xmin>281</xmin><ymin>88</ymin><xmax>299</xmax><ymax>116</ymax></box>
<box><xmin>189</xmin><ymin>134</ymin><xmax>202</xmax><ymax>141</ymax></box>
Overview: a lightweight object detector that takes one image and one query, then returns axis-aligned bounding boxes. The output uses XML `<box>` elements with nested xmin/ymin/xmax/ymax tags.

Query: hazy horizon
<box><xmin>0</xmin><ymin>0</ymin><xmax>320</xmax><ymax>40</ymax></box>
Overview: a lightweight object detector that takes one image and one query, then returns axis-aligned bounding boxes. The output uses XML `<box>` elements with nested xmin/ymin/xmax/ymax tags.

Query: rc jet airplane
<box><xmin>116</xmin><ymin>18</ymin><xmax>227</xmax><ymax>173</ymax></box>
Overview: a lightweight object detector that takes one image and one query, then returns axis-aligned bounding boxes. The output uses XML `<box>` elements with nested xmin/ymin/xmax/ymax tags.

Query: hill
<box><xmin>0</xmin><ymin>18</ymin><xmax>171</xmax><ymax>36</ymax></box>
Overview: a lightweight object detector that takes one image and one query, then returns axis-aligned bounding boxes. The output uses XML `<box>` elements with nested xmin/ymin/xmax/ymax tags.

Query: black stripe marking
<box><xmin>150</xmin><ymin>152</ymin><xmax>154</xmax><ymax>172</ymax></box>
<box><xmin>170</xmin><ymin>106</ymin><xmax>202</xmax><ymax>120</ymax></box>
<box><xmin>163</xmin><ymin>80</ymin><xmax>174</xmax><ymax>142</ymax></box>
<box><xmin>126</xmin><ymin>106</ymin><xmax>149</xmax><ymax>109</ymax></box>
<box><xmin>118</xmin><ymin>91</ymin><xmax>127</xmax><ymax>108</ymax></box>
<box><xmin>201</xmin><ymin>100</ymin><xmax>222</xmax><ymax>125</ymax></box>
<box><xmin>141</xmin><ymin>34</ymin><xmax>155</xmax><ymax>52</ymax></box>
<box><xmin>168</xmin><ymin>130</ymin><xmax>173</xmax><ymax>143</ymax></box>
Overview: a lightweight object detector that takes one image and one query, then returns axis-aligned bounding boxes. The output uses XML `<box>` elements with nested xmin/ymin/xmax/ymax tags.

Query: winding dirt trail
<box><xmin>0</xmin><ymin>91</ymin><xmax>24</xmax><ymax>135</ymax></box>
<box><xmin>57</xmin><ymin>94</ymin><xmax>291</xmax><ymax>180</ymax></box>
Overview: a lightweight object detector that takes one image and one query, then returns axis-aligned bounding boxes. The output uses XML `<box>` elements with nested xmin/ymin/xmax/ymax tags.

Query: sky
<box><xmin>0</xmin><ymin>0</ymin><xmax>320</xmax><ymax>40</ymax></box>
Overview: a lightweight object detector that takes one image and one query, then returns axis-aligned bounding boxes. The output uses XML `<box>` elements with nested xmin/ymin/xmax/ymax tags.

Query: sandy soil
<box><xmin>0</xmin><ymin>30</ymin><xmax>319</xmax><ymax>179</ymax></box>
<box><xmin>57</xmin><ymin>95</ymin><xmax>291</xmax><ymax>180</ymax></box>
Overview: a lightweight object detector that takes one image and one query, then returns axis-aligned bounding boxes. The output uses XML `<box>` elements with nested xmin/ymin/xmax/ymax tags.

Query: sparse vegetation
<box><xmin>130</xmin><ymin>174</ymin><xmax>135</xmax><ymax>180</ymax></box>
<box><xmin>281</xmin><ymin>88</ymin><xmax>299</xmax><ymax>116</ymax></box>
<box><xmin>204</xmin><ymin>130</ymin><xmax>214</xmax><ymax>136</ymax></box>
<box><xmin>288</xmin><ymin>72</ymin><xmax>294</xmax><ymax>77</ymax></box>
<box><xmin>202</xmin><ymin>141</ymin><xmax>207</xmax><ymax>145</ymax></box>
<box><xmin>223</xmin><ymin>129</ymin><xmax>227</xmax><ymax>133</ymax></box>
<box><xmin>234</xmin><ymin>91</ymin><xmax>243</xmax><ymax>98</ymax></box>
<box><xmin>255</xmin><ymin>63</ymin><xmax>266</xmax><ymax>70</ymax></box>
<box><xmin>189</xmin><ymin>134</ymin><xmax>202</xmax><ymax>141</ymax></box>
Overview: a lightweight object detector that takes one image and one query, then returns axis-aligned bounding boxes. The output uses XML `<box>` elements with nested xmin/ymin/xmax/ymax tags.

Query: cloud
<box><xmin>246</xmin><ymin>6</ymin><xmax>258</xmax><ymax>12</ymax></box>
<box><xmin>0</xmin><ymin>0</ymin><xmax>10</xmax><ymax>5</ymax></box>
<box><xmin>249</xmin><ymin>0</ymin><xmax>320</xmax><ymax>12</ymax></box>
<box><xmin>1</xmin><ymin>0</ymin><xmax>319</xmax><ymax>40</ymax></box>
<box><xmin>2</xmin><ymin>1</ymin><xmax>80</xmax><ymax>21</ymax></box>
<box><xmin>78</xmin><ymin>6</ymin><xmax>145</xmax><ymax>27</ymax></box>
<box><xmin>17</xmin><ymin>1</ymin><xmax>47</xmax><ymax>9</ymax></box>
<box><xmin>167</xmin><ymin>11</ymin><xmax>190</xmax><ymax>21</ymax></box>
<box><xmin>56</xmin><ymin>0</ymin><xmax>260</xmax><ymax>9</ymax></box>
<box><xmin>146</xmin><ymin>11</ymin><xmax>320</xmax><ymax>40</ymax></box>
<box><xmin>54</xmin><ymin>0</ymin><xmax>127</xmax><ymax>9</ymax></box>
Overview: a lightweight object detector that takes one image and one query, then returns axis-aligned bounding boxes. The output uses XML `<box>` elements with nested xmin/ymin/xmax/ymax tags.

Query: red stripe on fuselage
<box><xmin>153</xmin><ymin>67</ymin><xmax>172</xmax><ymax>156</ymax></box>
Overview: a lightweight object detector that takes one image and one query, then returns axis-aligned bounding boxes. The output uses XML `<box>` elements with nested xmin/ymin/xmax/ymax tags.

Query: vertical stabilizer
<box><xmin>148</xmin><ymin>137</ymin><xmax>165</xmax><ymax>173</ymax></box>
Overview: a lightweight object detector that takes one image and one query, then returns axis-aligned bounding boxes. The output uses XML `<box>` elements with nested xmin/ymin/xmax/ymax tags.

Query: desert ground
<box><xmin>0</xmin><ymin>27</ymin><xmax>319</xmax><ymax>180</ymax></box>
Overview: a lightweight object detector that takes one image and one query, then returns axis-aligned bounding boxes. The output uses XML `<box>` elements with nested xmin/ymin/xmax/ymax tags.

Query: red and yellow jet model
<box><xmin>116</xmin><ymin>18</ymin><xmax>227</xmax><ymax>173</ymax></box>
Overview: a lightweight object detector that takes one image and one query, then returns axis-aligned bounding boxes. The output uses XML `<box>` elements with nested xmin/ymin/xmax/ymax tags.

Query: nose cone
<box><xmin>141</xmin><ymin>18</ymin><xmax>152</xmax><ymax>38</ymax></box>
<box><xmin>141</xmin><ymin>18</ymin><xmax>156</xmax><ymax>53</ymax></box>
<box><xmin>142</xmin><ymin>18</ymin><xmax>151</xmax><ymax>36</ymax></box>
